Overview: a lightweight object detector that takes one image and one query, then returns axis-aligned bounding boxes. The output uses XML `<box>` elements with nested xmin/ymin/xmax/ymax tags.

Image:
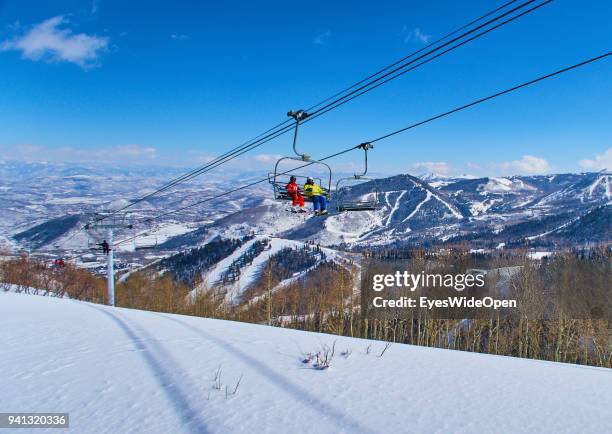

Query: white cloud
<box><xmin>314</xmin><ymin>30</ymin><xmax>331</xmax><ymax>45</ymax></box>
<box><xmin>112</xmin><ymin>144</ymin><xmax>157</xmax><ymax>158</ymax></box>
<box><xmin>579</xmin><ymin>148</ymin><xmax>612</xmax><ymax>171</ymax></box>
<box><xmin>170</xmin><ymin>34</ymin><xmax>189</xmax><ymax>41</ymax></box>
<box><xmin>402</xmin><ymin>27</ymin><xmax>431</xmax><ymax>44</ymax></box>
<box><xmin>2</xmin><ymin>145</ymin><xmax>294</xmax><ymax>168</ymax></box>
<box><xmin>17</xmin><ymin>144</ymin><xmax>44</xmax><ymax>154</ymax></box>
<box><xmin>0</xmin><ymin>15</ymin><xmax>109</xmax><ymax>68</ymax></box>
<box><xmin>413</xmin><ymin>28</ymin><xmax>431</xmax><ymax>43</ymax></box>
<box><xmin>195</xmin><ymin>155</ymin><xmax>216</xmax><ymax>164</ymax></box>
<box><xmin>2</xmin><ymin>143</ymin><xmax>158</xmax><ymax>165</ymax></box>
<box><xmin>498</xmin><ymin>155</ymin><xmax>552</xmax><ymax>175</ymax></box>
<box><xmin>412</xmin><ymin>161</ymin><xmax>452</xmax><ymax>175</ymax></box>
<box><xmin>253</xmin><ymin>154</ymin><xmax>282</xmax><ymax>163</ymax></box>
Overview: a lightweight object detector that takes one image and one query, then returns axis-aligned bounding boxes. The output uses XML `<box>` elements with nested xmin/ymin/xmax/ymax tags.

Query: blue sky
<box><xmin>0</xmin><ymin>0</ymin><xmax>610</xmax><ymax>176</ymax></box>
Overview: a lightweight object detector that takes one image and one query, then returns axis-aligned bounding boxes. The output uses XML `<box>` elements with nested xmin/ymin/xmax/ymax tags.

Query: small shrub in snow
<box><xmin>301</xmin><ymin>352</ymin><xmax>314</xmax><ymax>364</ymax></box>
<box><xmin>211</xmin><ymin>366</ymin><xmax>243</xmax><ymax>400</ymax></box>
<box><xmin>340</xmin><ymin>348</ymin><xmax>352</xmax><ymax>358</ymax></box>
<box><xmin>311</xmin><ymin>341</ymin><xmax>336</xmax><ymax>370</ymax></box>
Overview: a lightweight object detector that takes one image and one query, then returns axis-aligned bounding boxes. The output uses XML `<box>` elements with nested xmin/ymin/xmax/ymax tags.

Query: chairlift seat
<box><xmin>335</xmin><ymin>178</ymin><xmax>380</xmax><ymax>213</ymax></box>
<box><xmin>334</xmin><ymin>143</ymin><xmax>380</xmax><ymax>213</ymax></box>
<box><xmin>268</xmin><ymin>173</ymin><xmax>328</xmax><ymax>202</ymax></box>
<box><xmin>337</xmin><ymin>200</ymin><xmax>378</xmax><ymax>212</ymax></box>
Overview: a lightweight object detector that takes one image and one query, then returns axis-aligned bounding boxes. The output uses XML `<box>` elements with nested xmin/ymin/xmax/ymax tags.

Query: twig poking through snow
<box><xmin>213</xmin><ymin>365</ymin><xmax>222</xmax><ymax>390</ymax></box>
<box><xmin>232</xmin><ymin>374</ymin><xmax>243</xmax><ymax>395</ymax></box>
<box><xmin>378</xmin><ymin>342</ymin><xmax>392</xmax><ymax>358</ymax></box>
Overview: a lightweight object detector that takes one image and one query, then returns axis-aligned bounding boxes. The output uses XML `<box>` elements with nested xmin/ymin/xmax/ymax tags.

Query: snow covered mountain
<box><xmin>3</xmin><ymin>291</ymin><xmax>612</xmax><ymax>434</ymax></box>
<box><xmin>199</xmin><ymin>172</ymin><xmax>610</xmax><ymax>249</ymax></box>
<box><xmin>2</xmin><ymin>159</ymin><xmax>610</xmax><ymax>257</ymax></box>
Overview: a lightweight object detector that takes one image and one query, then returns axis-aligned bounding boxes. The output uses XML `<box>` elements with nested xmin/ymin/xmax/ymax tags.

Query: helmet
<box><xmin>307</xmin><ymin>177</ymin><xmax>314</xmax><ymax>183</ymax></box>
<box><xmin>290</xmin><ymin>175</ymin><xmax>297</xmax><ymax>182</ymax></box>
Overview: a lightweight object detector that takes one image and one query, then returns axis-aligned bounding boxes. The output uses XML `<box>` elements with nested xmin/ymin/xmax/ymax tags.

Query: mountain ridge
<box><xmin>4</xmin><ymin>164</ymin><xmax>610</xmax><ymax>253</ymax></box>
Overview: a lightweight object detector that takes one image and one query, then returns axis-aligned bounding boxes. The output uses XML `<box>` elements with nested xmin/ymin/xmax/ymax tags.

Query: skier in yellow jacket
<box><xmin>304</xmin><ymin>177</ymin><xmax>328</xmax><ymax>215</ymax></box>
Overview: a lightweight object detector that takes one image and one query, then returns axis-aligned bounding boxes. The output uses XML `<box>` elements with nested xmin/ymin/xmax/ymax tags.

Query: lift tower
<box><xmin>85</xmin><ymin>214</ymin><xmax>133</xmax><ymax>307</ymax></box>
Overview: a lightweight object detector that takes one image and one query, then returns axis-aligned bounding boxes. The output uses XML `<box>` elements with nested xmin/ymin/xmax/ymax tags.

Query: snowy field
<box><xmin>1</xmin><ymin>292</ymin><xmax>611</xmax><ymax>434</ymax></box>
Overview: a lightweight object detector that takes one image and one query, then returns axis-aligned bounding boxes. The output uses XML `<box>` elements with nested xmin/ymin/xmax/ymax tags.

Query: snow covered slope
<box><xmin>2</xmin><ymin>292</ymin><xmax>611</xmax><ymax>434</ymax></box>
<box><xmin>210</xmin><ymin>172</ymin><xmax>610</xmax><ymax>249</ymax></box>
<box><xmin>191</xmin><ymin>235</ymin><xmax>349</xmax><ymax>305</ymax></box>
<box><xmin>216</xmin><ymin>174</ymin><xmax>469</xmax><ymax>247</ymax></box>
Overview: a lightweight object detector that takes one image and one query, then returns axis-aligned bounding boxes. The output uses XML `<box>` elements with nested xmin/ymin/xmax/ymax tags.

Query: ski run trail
<box><xmin>2</xmin><ymin>291</ymin><xmax>612</xmax><ymax>434</ymax></box>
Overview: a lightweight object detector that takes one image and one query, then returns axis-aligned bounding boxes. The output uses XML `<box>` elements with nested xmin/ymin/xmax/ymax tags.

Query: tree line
<box><xmin>2</xmin><ymin>246</ymin><xmax>610</xmax><ymax>368</ymax></box>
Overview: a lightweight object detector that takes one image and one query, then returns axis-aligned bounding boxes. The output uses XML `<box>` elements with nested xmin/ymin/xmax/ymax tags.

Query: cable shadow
<box><xmin>157</xmin><ymin>313</ymin><xmax>374</xmax><ymax>434</ymax></box>
<box><xmin>87</xmin><ymin>305</ymin><xmax>209</xmax><ymax>434</ymax></box>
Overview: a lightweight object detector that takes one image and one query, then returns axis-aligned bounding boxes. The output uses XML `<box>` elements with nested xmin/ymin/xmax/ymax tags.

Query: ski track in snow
<box><xmin>535</xmin><ymin>174</ymin><xmax>610</xmax><ymax>206</ymax></box>
<box><xmin>411</xmin><ymin>177</ymin><xmax>463</xmax><ymax>219</ymax></box>
<box><xmin>2</xmin><ymin>292</ymin><xmax>612</xmax><ymax>434</ymax></box>
<box><xmin>525</xmin><ymin>216</ymin><xmax>581</xmax><ymax>240</ymax></box>
<box><xmin>245</xmin><ymin>261</ymin><xmax>320</xmax><ymax>307</ymax></box>
<box><xmin>249</xmin><ymin>239</ymin><xmax>360</xmax><ymax>298</ymax></box>
<box><xmin>196</xmin><ymin>236</ymin><xmax>341</xmax><ymax>305</ymax></box>
<box><xmin>203</xmin><ymin>238</ymin><xmax>260</xmax><ymax>288</ymax></box>
<box><xmin>588</xmin><ymin>175</ymin><xmax>611</xmax><ymax>199</ymax></box>
<box><xmin>401</xmin><ymin>190</ymin><xmax>432</xmax><ymax>224</ymax></box>
<box><xmin>224</xmin><ymin>237</ymin><xmax>326</xmax><ymax>304</ymax></box>
<box><xmin>431</xmin><ymin>192</ymin><xmax>463</xmax><ymax>219</ymax></box>
<box><xmin>385</xmin><ymin>191</ymin><xmax>406</xmax><ymax>226</ymax></box>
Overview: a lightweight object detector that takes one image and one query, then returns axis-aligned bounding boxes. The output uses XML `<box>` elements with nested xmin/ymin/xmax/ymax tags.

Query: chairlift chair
<box><xmin>87</xmin><ymin>236</ymin><xmax>102</xmax><ymax>251</ymax></box>
<box><xmin>133</xmin><ymin>220</ymin><xmax>159</xmax><ymax>250</ymax></box>
<box><xmin>84</xmin><ymin>212</ymin><xmax>113</xmax><ymax>252</ymax></box>
<box><xmin>268</xmin><ymin>173</ymin><xmax>324</xmax><ymax>202</ymax></box>
<box><xmin>335</xmin><ymin>143</ymin><xmax>380</xmax><ymax>212</ymax></box>
<box><xmin>269</xmin><ymin>110</ymin><xmax>332</xmax><ymax>201</ymax></box>
<box><xmin>84</xmin><ymin>212</ymin><xmax>132</xmax><ymax>252</ymax></box>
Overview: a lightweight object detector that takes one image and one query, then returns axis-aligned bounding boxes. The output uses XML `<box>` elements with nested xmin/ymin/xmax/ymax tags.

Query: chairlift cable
<box><xmin>111</xmin><ymin>119</ymin><xmax>295</xmax><ymax>207</ymax></box>
<box><xmin>147</xmin><ymin>145</ymin><xmax>360</xmax><ymax>222</ymax></box>
<box><xmin>48</xmin><ymin>1</ymin><xmax>581</xmax><ymax>256</ymax></box>
<box><xmin>146</xmin><ymin>0</ymin><xmax>550</xmax><ymax>191</ymax></box>
<box><xmin>34</xmin><ymin>52</ymin><xmax>610</xmax><ymax>257</ymax></box>
<box><xmin>170</xmin><ymin>0</ymin><xmax>548</xmax><ymax>179</ymax></box>
<box><xmin>91</xmin><ymin>0</ymin><xmax>542</xmax><ymax>225</ymax></box>
<box><xmin>123</xmin><ymin>52</ymin><xmax>610</xmax><ymax>231</ymax></box>
<box><xmin>367</xmin><ymin>51</ymin><xmax>611</xmax><ymax>144</ymax></box>
<box><xmin>296</xmin><ymin>0</ymin><xmax>553</xmax><ymax>129</ymax></box>
<box><xmin>302</xmin><ymin>0</ymin><xmax>522</xmax><ymax>113</ymax></box>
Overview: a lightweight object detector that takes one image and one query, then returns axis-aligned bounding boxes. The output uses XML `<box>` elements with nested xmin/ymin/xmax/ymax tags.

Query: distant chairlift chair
<box><xmin>133</xmin><ymin>220</ymin><xmax>159</xmax><ymax>250</ymax></box>
<box><xmin>335</xmin><ymin>142</ymin><xmax>379</xmax><ymax>212</ymax></box>
<box><xmin>84</xmin><ymin>212</ymin><xmax>133</xmax><ymax>252</ymax></box>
